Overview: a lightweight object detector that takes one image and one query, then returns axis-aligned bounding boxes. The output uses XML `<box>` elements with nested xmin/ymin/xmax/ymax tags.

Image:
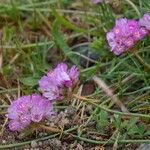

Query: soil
<box><xmin>0</xmin><ymin>105</ymin><xmax>138</xmax><ymax>150</ymax></box>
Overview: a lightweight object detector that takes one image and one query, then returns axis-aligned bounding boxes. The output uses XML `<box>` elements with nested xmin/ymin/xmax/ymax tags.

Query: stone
<box><xmin>31</xmin><ymin>141</ymin><xmax>38</xmax><ymax>148</ymax></box>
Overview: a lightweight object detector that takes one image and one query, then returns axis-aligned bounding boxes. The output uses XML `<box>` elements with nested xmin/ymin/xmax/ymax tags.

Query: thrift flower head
<box><xmin>139</xmin><ymin>13</ymin><xmax>150</xmax><ymax>31</ymax></box>
<box><xmin>92</xmin><ymin>0</ymin><xmax>103</xmax><ymax>4</ymax></box>
<box><xmin>39</xmin><ymin>63</ymin><xmax>79</xmax><ymax>101</ymax></box>
<box><xmin>7</xmin><ymin>94</ymin><xmax>54</xmax><ymax>131</ymax></box>
<box><xmin>107</xmin><ymin>18</ymin><xmax>148</xmax><ymax>55</ymax></box>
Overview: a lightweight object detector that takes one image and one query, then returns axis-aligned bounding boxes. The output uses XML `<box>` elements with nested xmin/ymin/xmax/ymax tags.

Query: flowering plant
<box><xmin>7</xmin><ymin>63</ymin><xmax>79</xmax><ymax>132</ymax></box>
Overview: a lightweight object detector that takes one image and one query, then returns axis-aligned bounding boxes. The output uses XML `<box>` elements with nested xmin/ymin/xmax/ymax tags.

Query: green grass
<box><xmin>0</xmin><ymin>0</ymin><xmax>150</xmax><ymax>149</ymax></box>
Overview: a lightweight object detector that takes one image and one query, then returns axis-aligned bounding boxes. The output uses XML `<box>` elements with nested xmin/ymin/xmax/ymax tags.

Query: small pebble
<box><xmin>31</xmin><ymin>141</ymin><xmax>37</xmax><ymax>148</ymax></box>
<box><xmin>38</xmin><ymin>141</ymin><xmax>43</xmax><ymax>146</ymax></box>
<box><xmin>44</xmin><ymin>133</ymin><xmax>47</xmax><ymax>136</ymax></box>
<box><xmin>2</xmin><ymin>140</ymin><xmax>6</xmax><ymax>144</ymax></box>
<box><xmin>66</xmin><ymin>106</ymin><xmax>76</xmax><ymax>117</ymax></box>
<box><xmin>45</xmin><ymin>147</ymin><xmax>51</xmax><ymax>150</ymax></box>
<box><xmin>49</xmin><ymin>122</ymin><xmax>55</xmax><ymax>127</ymax></box>
<box><xmin>39</xmin><ymin>133</ymin><xmax>44</xmax><ymax>137</ymax></box>
<box><xmin>137</xmin><ymin>144</ymin><xmax>150</xmax><ymax>150</ymax></box>
<box><xmin>8</xmin><ymin>136</ymin><xmax>11</xmax><ymax>139</ymax></box>
<box><xmin>61</xmin><ymin>118</ymin><xmax>69</xmax><ymax>126</ymax></box>
<box><xmin>76</xmin><ymin>144</ymin><xmax>84</xmax><ymax>150</ymax></box>
<box><xmin>48</xmin><ymin>138</ymin><xmax>62</xmax><ymax>149</ymax></box>
<box><xmin>86</xmin><ymin>105</ymin><xmax>93</xmax><ymax>113</ymax></box>
<box><xmin>23</xmin><ymin>145</ymin><xmax>30</xmax><ymax>149</ymax></box>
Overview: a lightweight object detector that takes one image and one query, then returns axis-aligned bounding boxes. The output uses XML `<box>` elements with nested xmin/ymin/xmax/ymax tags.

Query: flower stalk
<box><xmin>133</xmin><ymin>50</ymin><xmax>150</xmax><ymax>72</ymax></box>
<box><xmin>38</xmin><ymin>124</ymin><xmax>62</xmax><ymax>133</ymax></box>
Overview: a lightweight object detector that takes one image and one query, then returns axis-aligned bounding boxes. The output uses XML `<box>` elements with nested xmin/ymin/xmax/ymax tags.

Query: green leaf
<box><xmin>127</xmin><ymin>125</ymin><xmax>139</xmax><ymax>135</ymax></box>
<box><xmin>113</xmin><ymin>114</ymin><xmax>122</xmax><ymax>128</ymax></box>
<box><xmin>98</xmin><ymin>110</ymin><xmax>109</xmax><ymax>126</ymax></box>
<box><xmin>52</xmin><ymin>19</ymin><xmax>80</xmax><ymax>66</ymax></box>
<box><xmin>20</xmin><ymin>77</ymin><xmax>39</xmax><ymax>86</ymax></box>
<box><xmin>144</xmin><ymin>130</ymin><xmax>150</xmax><ymax>136</ymax></box>
<box><xmin>53</xmin><ymin>10</ymin><xmax>86</xmax><ymax>33</ymax></box>
<box><xmin>126</xmin><ymin>117</ymin><xmax>139</xmax><ymax>131</ymax></box>
<box><xmin>138</xmin><ymin>124</ymin><xmax>146</xmax><ymax>135</ymax></box>
<box><xmin>80</xmin><ymin>65</ymin><xmax>99</xmax><ymax>79</ymax></box>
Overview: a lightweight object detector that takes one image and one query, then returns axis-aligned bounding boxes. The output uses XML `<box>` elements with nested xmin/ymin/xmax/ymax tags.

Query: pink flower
<box><xmin>68</xmin><ymin>65</ymin><xmax>79</xmax><ymax>84</ymax></box>
<box><xmin>39</xmin><ymin>75</ymin><xmax>61</xmax><ymax>100</ymax></box>
<box><xmin>107</xmin><ymin>18</ymin><xmax>148</xmax><ymax>55</ymax></box>
<box><xmin>9</xmin><ymin>120</ymin><xmax>23</xmax><ymax>131</ymax></box>
<box><xmin>7</xmin><ymin>94</ymin><xmax>54</xmax><ymax>131</ymax></box>
<box><xmin>92</xmin><ymin>0</ymin><xmax>103</xmax><ymax>4</ymax></box>
<box><xmin>53</xmin><ymin>63</ymin><xmax>72</xmax><ymax>87</ymax></box>
<box><xmin>139</xmin><ymin>13</ymin><xmax>150</xmax><ymax>31</ymax></box>
<box><xmin>39</xmin><ymin>63</ymin><xmax>79</xmax><ymax>101</ymax></box>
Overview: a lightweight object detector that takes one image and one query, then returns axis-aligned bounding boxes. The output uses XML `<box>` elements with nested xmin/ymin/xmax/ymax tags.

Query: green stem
<box><xmin>124</xmin><ymin>0</ymin><xmax>141</xmax><ymax>17</ymax></box>
<box><xmin>27</xmin><ymin>0</ymin><xmax>52</xmax><ymax>30</ymax></box>
<box><xmin>0</xmin><ymin>134</ymin><xmax>58</xmax><ymax>149</ymax></box>
<box><xmin>133</xmin><ymin>51</ymin><xmax>150</xmax><ymax>72</ymax></box>
<box><xmin>0</xmin><ymin>42</ymin><xmax>54</xmax><ymax>49</ymax></box>
<box><xmin>73</xmin><ymin>135</ymin><xmax>150</xmax><ymax>144</ymax></box>
<box><xmin>0</xmin><ymin>126</ymin><xmax>77</xmax><ymax>149</ymax></box>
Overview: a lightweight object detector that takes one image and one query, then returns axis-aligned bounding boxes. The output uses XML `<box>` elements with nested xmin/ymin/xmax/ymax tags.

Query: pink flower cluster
<box><xmin>92</xmin><ymin>0</ymin><xmax>103</xmax><ymax>4</ymax></box>
<box><xmin>7</xmin><ymin>94</ymin><xmax>54</xmax><ymax>131</ymax></box>
<box><xmin>139</xmin><ymin>13</ymin><xmax>150</xmax><ymax>31</ymax></box>
<box><xmin>39</xmin><ymin>63</ymin><xmax>79</xmax><ymax>101</ymax></box>
<box><xmin>107</xmin><ymin>13</ymin><xmax>150</xmax><ymax>55</ymax></box>
<box><xmin>7</xmin><ymin>63</ymin><xmax>79</xmax><ymax>131</ymax></box>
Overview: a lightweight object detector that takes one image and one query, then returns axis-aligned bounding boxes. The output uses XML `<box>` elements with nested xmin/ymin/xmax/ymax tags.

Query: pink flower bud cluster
<box><xmin>139</xmin><ymin>13</ymin><xmax>150</xmax><ymax>31</ymax></box>
<box><xmin>107</xmin><ymin>13</ymin><xmax>150</xmax><ymax>55</ymax></box>
<box><xmin>39</xmin><ymin>63</ymin><xmax>79</xmax><ymax>101</ymax></box>
<box><xmin>7</xmin><ymin>63</ymin><xmax>79</xmax><ymax>131</ymax></box>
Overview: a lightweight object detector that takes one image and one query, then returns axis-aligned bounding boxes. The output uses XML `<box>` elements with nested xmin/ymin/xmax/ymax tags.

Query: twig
<box><xmin>38</xmin><ymin>124</ymin><xmax>62</xmax><ymax>133</ymax></box>
<box><xmin>93</xmin><ymin>76</ymin><xmax>128</xmax><ymax>112</ymax></box>
<box><xmin>68</xmin><ymin>51</ymin><xmax>98</xmax><ymax>64</ymax></box>
<box><xmin>124</xmin><ymin>0</ymin><xmax>141</xmax><ymax>17</ymax></box>
<box><xmin>133</xmin><ymin>51</ymin><xmax>150</xmax><ymax>72</ymax></box>
<box><xmin>73</xmin><ymin>94</ymin><xmax>150</xmax><ymax>119</ymax></box>
<box><xmin>0</xmin><ymin>118</ymin><xmax>8</xmax><ymax>136</ymax></box>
